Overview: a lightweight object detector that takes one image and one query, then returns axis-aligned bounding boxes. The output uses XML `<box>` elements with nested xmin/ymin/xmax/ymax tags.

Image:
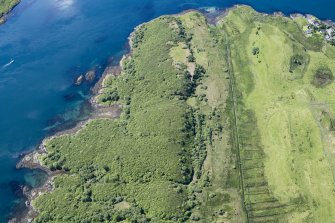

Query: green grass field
<box><xmin>30</xmin><ymin>5</ymin><xmax>335</xmax><ymax>223</ymax></box>
<box><xmin>220</xmin><ymin>5</ymin><xmax>335</xmax><ymax>223</ymax></box>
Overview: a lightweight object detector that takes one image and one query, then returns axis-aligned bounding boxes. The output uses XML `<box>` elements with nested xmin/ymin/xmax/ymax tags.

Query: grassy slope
<box><xmin>0</xmin><ymin>0</ymin><xmax>19</xmax><ymax>18</ymax></box>
<box><xmin>220</xmin><ymin>5</ymin><xmax>335</xmax><ymax>223</ymax></box>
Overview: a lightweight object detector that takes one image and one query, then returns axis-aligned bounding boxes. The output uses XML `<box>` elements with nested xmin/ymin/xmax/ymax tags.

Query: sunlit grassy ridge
<box><xmin>177</xmin><ymin>12</ymin><xmax>245</xmax><ymax>222</ymax></box>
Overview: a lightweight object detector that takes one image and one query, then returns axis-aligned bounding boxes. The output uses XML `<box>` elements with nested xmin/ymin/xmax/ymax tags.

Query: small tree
<box><xmin>252</xmin><ymin>47</ymin><xmax>260</xmax><ymax>55</ymax></box>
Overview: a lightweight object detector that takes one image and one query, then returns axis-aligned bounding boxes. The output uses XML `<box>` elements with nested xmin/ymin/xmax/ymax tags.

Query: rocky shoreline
<box><xmin>8</xmin><ymin>16</ymin><xmax>136</xmax><ymax>221</ymax></box>
<box><xmin>9</xmin><ymin>63</ymin><xmax>123</xmax><ymax>223</ymax></box>
<box><xmin>7</xmin><ymin>10</ymin><xmax>133</xmax><ymax>220</ymax></box>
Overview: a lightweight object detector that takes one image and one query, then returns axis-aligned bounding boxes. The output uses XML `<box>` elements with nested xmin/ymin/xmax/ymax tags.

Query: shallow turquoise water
<box><xmin>0</xmin><ymin>0</ymin><xmax>334</xmax><ymax>221</ymax></box>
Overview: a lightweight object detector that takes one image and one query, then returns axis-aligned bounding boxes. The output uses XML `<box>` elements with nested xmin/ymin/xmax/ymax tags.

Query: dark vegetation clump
<box><xmin>132</xmin><ymin>25</ymin><xmax>146</xmax><ymax>48</ymax></box>
<box><xmin>101</xmin><ymin>89</ymin><xmax>119</xmax><ymax>103</ymax></box>
<box><xmin>187</xmin><ymin>54</ymin><xmax>196</xmax><ymax>62</ymax></box>
<box><xmin>320</xmin><ymin>111</ymin><xmax>335</xmax><ymax>131</ymax></box>
<box><xmin>289</xmin><ymin>54</ymin><xmax>305</xmax><ymax>72</ymax></box>
<box><xmin>123</xmin><ymin>57</ymin><xmax>136</xmax><ymax>75</ymax></box>
<box><xmin>252</xmin><ymin>47</ymin><xmax>260</xmax><ymax>55</ymax></box>
<box><xmin>312</xmin><ymin>67</ymin><xmax>334</xmax><ymax>87</ymax></box>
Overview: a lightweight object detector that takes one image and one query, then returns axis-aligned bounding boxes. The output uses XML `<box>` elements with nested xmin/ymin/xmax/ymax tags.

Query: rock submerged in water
<box><xmin>75</xmin><ymin>74</ymin><xmax>84</xmax><ymax>85</ymax></box>
<box><xmin>85</xmin><ymin>70</ymin><xmax>96</xmax><ymax>82</ymax></box>
<box><xmin>74</xmin><ymin>69</ymin><xmax>96</xmax><ymax>85</ymax></box>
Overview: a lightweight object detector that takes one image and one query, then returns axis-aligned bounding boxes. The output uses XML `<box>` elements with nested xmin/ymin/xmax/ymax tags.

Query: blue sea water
<box><xmin>0</xmin><ymin>0</ymin><xmax>334</xmax><ymax>221</ymax></box>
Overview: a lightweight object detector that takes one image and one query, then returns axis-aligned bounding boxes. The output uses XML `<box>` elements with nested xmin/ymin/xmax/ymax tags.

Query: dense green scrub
<box><xmin>31</xmin><ymin>6</ymin><xmax>335</xmax><ymax>223</ymax></box>
<box><xmin>0</xmin><ymin>0</ymin><xmax>19</xmax><ymax>18</ymax></box>
<box><xmin>33</xmin><ymin>14</ymin><xmax>235</xmax><ymax>223</ymax></box>
<box><xmin>35</xmin><ymin>17</ymin><xmax>195</xmax><ymax>223</ymax></box>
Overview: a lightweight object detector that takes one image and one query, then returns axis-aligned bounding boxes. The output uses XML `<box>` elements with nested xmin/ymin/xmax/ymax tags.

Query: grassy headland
<box><xmin>0</xmin><ymin>0</ymin><xmax>20</xmax><ymax>22</ymax></box>
<box><xmin>22</xmin><ymin>5</ymin><xmax>335</xmax><ymax>223</ymax></box>
<box><xmin>32</xmin><ymin>13</ymin><xmax>241</xmax><ymax>223</ymax></box>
